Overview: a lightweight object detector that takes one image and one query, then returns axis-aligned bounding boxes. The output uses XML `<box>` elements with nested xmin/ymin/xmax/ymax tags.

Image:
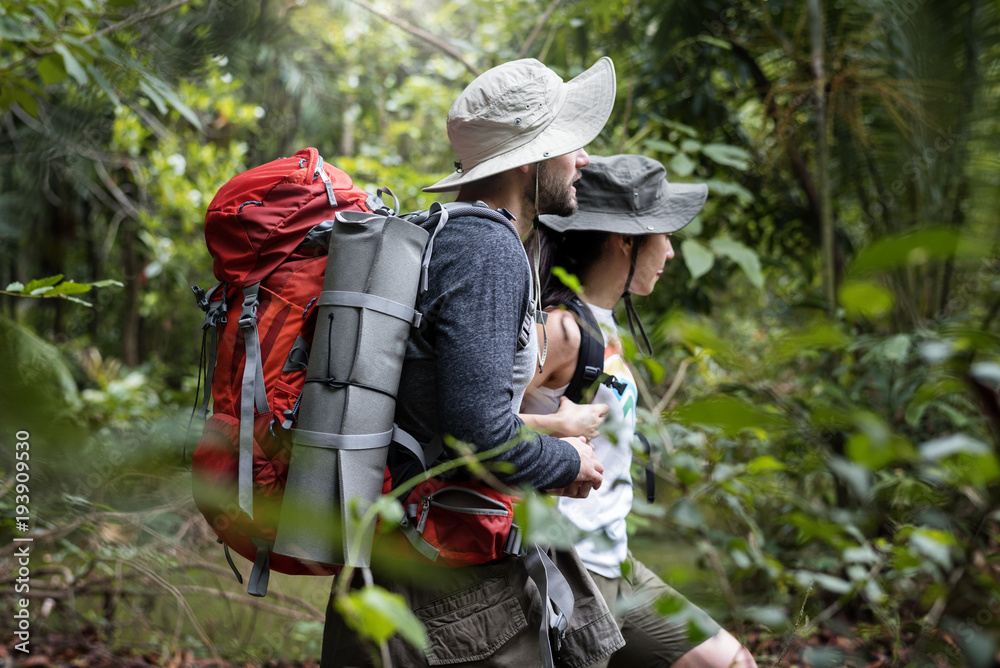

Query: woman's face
<box><xmin>627</xmin><ymin>233</ymin><xmax>674</xmax><ymax>296</ymax></box>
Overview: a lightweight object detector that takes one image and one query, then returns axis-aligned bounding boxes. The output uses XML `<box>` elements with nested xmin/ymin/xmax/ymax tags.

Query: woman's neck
<box><xmin>580</xmin><ymin>274</ymin><xmax>622</xmax><ymax>309</ymax></box>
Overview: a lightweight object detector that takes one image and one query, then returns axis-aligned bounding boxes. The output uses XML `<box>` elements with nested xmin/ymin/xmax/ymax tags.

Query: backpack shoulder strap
<box><xmin>562</xmin><ymin>297</ymin><xmax>605</xmax><ymax>404</ymax></box>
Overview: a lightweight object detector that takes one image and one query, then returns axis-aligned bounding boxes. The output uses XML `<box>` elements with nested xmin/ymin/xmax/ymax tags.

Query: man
<box><xmin>322</xmin><ymin>56</ymin><xmax>624</xmax><ymax>667</ymax></box>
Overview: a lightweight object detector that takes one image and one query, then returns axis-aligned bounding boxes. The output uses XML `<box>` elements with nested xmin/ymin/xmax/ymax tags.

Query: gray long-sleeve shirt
<box><xmin>389</xmin><ymin>209</ymin><xmax>581</xmax><ymax>490</ymax></box>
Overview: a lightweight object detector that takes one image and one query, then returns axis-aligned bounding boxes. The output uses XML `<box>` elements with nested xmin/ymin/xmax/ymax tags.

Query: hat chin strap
<box><xmin>622</xmin><ymin>241</ymin><xmax>653</xmax><ymax>357</ymax></box>
<box><xmin>532</xmin><ymin>164</ymin><xmax>547</xmax><ymax>372</ymax></box>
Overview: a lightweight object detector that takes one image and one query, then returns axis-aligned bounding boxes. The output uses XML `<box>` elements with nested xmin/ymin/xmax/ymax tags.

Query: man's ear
<box><xmin>517</xmin><ymin>163</ymin><xmax>534</xmax><ymax>175</ymax></box>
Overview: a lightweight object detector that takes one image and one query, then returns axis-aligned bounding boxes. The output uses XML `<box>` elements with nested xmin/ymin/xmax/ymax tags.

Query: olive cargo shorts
<box><xmin>587</xmin><ymin>552</ymin><xmax>723</xmax><ymax>668</ymax></box>
<box><xmin>322</xmin><ymin>546</ymin><xmax>625</xmax><ymax>667</ymax></box>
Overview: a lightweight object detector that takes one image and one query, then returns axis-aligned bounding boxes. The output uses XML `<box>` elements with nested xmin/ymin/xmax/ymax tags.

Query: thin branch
<box><xmin>653</xmin><ymin>359</ymin><xmax>690</xmax><ymax>416</ymax></box>
<box><xmin>348</xmin><ymin>0</ymin><xmax>481</xmax><ymax>77</ymax></box>
<box><xmin>81</xmin><ymin>0</ymin><xmax>196</xmax><ymax>46</ymax></box>
<box><xmin>518</xmin><ymin>0</ymin><xmax>563</xmax><ymax>59</ymax></box>
<box><xmin>3</xmin><ymin>0</ymin><xmax>195</xmax><ymax>72</ymax></box>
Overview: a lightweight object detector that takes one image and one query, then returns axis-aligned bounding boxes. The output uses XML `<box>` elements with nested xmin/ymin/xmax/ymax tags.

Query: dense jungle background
<box><xmin>2</xmin><ymin>0</ymin><xmax>999</xmax><ymax>665</ymax></box>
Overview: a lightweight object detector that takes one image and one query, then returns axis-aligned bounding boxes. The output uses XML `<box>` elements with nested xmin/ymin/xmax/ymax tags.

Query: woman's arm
<box><xmin>521</xmin><ymin>396</ymin><xmax>608</xmax><ymax>439</ymax></box>
<box><xmin>521</xmin><ymin>309</ymin><xmax>609</xmax><ymax>439</ymax></box>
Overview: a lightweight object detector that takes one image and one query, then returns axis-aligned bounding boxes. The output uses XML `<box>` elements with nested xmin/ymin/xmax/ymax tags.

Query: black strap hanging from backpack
<box><xmin>562</xmin><ymin>297</ymin><xmax>606</xmax><ymax>404</ymax></box>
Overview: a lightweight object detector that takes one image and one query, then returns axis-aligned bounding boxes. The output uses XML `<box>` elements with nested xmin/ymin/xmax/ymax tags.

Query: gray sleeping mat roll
<box><xmin>273</xmin><ymin>210</ymin><xmax>428</xmax><ymax>567</ymax></box>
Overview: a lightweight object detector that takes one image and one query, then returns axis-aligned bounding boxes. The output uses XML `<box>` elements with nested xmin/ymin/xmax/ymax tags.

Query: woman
<box><xmin>521</xmin><ymin>154</ymin><xmax>756</xmax><ymax>667</ymax></box>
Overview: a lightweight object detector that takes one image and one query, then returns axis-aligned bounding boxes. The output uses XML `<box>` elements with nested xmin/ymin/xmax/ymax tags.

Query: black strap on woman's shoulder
<box><xmin>562</xmin><ymin>297</ymin><xmax>605</xmax><ymax>403</ymax></box>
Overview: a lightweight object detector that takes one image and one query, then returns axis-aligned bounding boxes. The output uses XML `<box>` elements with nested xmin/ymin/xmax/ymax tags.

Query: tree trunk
<box><xmin>121</xmin><ymin>217</ymin><xmax>142</xmax><ymax>367</ymax></box>
<box><xmin>808</xmin><ymin>0</ymin><xmax>835</xmax><ymax>312</ymax></box>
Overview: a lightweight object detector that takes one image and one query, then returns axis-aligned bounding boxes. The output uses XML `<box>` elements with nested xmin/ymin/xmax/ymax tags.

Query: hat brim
<box><xmin>423</xmin><ymin>57</ymin><xmax>617</xmax><ymax>193</ymax></box>
<box><xmin>539</xmin><ymin>182</ymin><xmax>708</xmax><ymax>234</ymax></box>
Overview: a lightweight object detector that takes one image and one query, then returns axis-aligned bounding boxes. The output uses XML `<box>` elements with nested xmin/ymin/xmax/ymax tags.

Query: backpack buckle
<box><xmin>239</xmin><ymin>293</ymin><xmax>258</xmax><ymax>328</ymax></box>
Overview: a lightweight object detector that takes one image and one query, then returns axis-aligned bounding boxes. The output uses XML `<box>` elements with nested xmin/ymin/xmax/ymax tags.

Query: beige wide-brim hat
<box><xmin>424</xmin><ymin>57</ymin><xmax>617</xmax><ymax>193</ymax></box>
<box><xmin>539</xmin><ymin>154</ymin><xmax>708</xmax><ymax>235</ymax></box>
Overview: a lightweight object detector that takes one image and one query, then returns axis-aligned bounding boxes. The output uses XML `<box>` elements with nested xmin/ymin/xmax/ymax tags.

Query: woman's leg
<box><xmin>671</xmin><ymin>630</ymin><xmax>757</xmax><ymax>668</ymax></box>
<box><xmin>604</xmin><ymin>554</ymin><xmax>756</xmax><ymax>668</ymax></box>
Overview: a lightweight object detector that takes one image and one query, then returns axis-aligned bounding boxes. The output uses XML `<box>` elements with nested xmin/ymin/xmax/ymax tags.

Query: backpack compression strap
<box><xmin>562</xmin><ymin>297</ymin><xmax>605</xmax><ymax>404</ymax></box>
<box><xmin>238</xmin><ymin>282</ymin><xmax>270</xmax><ymax>518</ymax></box>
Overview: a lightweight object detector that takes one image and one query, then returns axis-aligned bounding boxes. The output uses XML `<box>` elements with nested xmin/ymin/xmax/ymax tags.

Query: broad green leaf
<box><xmin>53</xmin><ymin>44</ymin><xmax>88</xmax><ymax>86</ymax></box>
<box><xmin>880</xmin><ymin>334</ymin><xmax>912</xmax><ymax>363</ymax></box>
<box><xmin>802</xmin><ymin>647</ymin><xmax>847</xmax><ymax>668</ymax></box>
<box><xmin>89</xmin><ymin>279</ymin><xmax>125</xmax><ymax>288</ymax></box>
<box><xmin>747</xmin><ymin>455</ymin><xmax>785</xmax><ymax>473</ymax></box>
<box><xmin>850</xmin><ymin>226</ymin><xmax>988</xmax><ymax>274</ymax></box>
<box><xmin>710</xmin><ymin>237</ymin><xmax>763</xmax><ymax>288</ymax></box>
<box><xmin>3</xmin><ymin>88</ymin><xmax>39</xmax><ymax>117</ymax></box>
<box><xmin>144</xmin><ymin>74</ymin><xmax>203</xmax><ymax>129</ymax></box>
<box><xmin>669</xmin><ymin>152</ymin><xmax>696</xmax><ymax>177</ymax></box>
<box><xmin>842</xmin><ymin>545</ymin><xmax>879</xmax><ymax>564</ymax></box>
<box><xmin>920</xmin><ymin>434</ymin><xmax>990</xmax><ymax>460</ymax></box>
<box><xmin>680</xmin><ymin>139</ymin><xmax>702</xmax><ymax>153</ymax></box>
<box><xmin>514</xmin><ymin>493</ymin><xmax>580</xmax><ymax>548</ymax></box>
<box><xmin>908</xmin><ymin>528</ymin><xmax>957</xmax><ymax>569</ymax></box>
<box><xmin>793</xmin><ymin>570</ymin><xmax>852</xmax><ymax>594</ymax></box>
<box><xmin>0</xmin><ymin>17</ymin><xmax>42</xmax><ymax>42</ymax></box>
<box><xmin>970</xmin><ymin>361</ymin><xmax>1000</xmax><ymax>388</ymax></box>
<box><xmin>705</xmin><ymin>179</ymin><xmax>754</xmax><ymax>205</ymax></box>
<box><xmin>773</xmin><ymin>321</ymin><xmax>848</xmax><ymax>360</ymax></box>
<box><xmin>334</xmin><ymin>585</ymin><xmax>427</xmax><ymax>649</ymax></box>
<box><xmin>919</xmin><ymin>434</ymin><xmax>999</xmax><ymax>486</ymax></box>
<box><xmin>24</xmin><ymin>274</ymin><xmax>64</xmax><ymax>294</ymax></box>
<box><xmin>920</xmin><ymin>340</ymin><xmax>955</xmax><ymax>363</ymax></box>
<box><xmin>696</xmin><ymin>35</ymin><xmax>734</xmax><ymax>51</ymax></box>
<box><xmin>742</xmin><ymin>606</ymin><xmax>788</xmax><ymax>627</ymax></box>
<box><xmin>644</xmin><ymin>138</ymin><xmax>677</xmax><ymax>155</ymax></box>
<box><xmin>49</xmin><ymin>281</ymin><xmax>93</xmax><ymax>296</ymax></box>
<box><xmin>656</xmin><ymin>117</ymin><xmax>699</xmax><ymax>138</ymax></box>
<box><xmin>680</xmin><ymin>239</ymin><xmax>713</xmax><ymax>279</ymax></box>
<box><xmin>38</xmin><ymin>54</ymin><xmax>68</xmax><ymax>86</ymax></box>
<box><xmin>701</xmin><ymin>143</ymin><xmax>751</xmax><ymax>171</ymax></box>
<box><xmin>839</xmin><ymin>280</ymin><xmax>893</xmax><ymax>319</ymax></box>
<box><xmin>670</xmin><ymin>396</ymin><xmax>787</xmax><ymax>435</ymax></box>
<box><xmin>28</xmin><ymin>4</ymin><xmax>58</xmax><ymax>32</ymax></box>
<box><xmin>371</xmin><ymin>495</ymin><xmax>403</xmax><ymax>530</ymax></box>
<box><xmin>138</xmin><ymin>78</ymin><xmax>168</xmax><ymax>115</ymax></box>
<box><xmin>86</xmin><ymin>64</ymin><xmax>120</xmax><ymax>108</ymax></box>
<box><xmin>669</xmin><ymin>498</ymin><xmax>704</xmax><ymax>529</ymax></box>
<box><xmin>846</xmin><ymin>432</ymin><xmax>913</xmax><ymax>470</ymax></box>
<box><xmin>828</xmin><ymin>456</ymin><xmax>871</xmax><ymax>499</ymax></box>
<box><xmin>654</xmin><ymin>593</ymin><xmax>687</xmax><ymax>616</ymax></box>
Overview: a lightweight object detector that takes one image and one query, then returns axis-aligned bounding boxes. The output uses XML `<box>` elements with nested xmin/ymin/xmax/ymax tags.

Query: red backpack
<box><xmin>191</xmin><ymin>152</ymin><xmax>524</xmax><ymax>596</ymax></box>
<box><xmin>191</xmin><ymin>148</ymin><xmax>390</xmax><ymax>595</ymax></box>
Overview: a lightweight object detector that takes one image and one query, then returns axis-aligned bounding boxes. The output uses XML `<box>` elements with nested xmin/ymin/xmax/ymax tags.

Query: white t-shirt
<box><xmin>521</xmin><ymin>303</ymin><xmax>637</xmax><ymax>578</ymax></box>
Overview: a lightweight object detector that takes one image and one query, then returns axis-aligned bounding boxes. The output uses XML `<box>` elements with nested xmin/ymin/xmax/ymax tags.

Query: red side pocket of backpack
<box><xmin>404</xmin><ymin>479</ymin><xmax>518</xmax><ymax>567</ymax></box>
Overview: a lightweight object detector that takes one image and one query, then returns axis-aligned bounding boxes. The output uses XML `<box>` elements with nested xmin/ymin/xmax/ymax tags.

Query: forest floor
<box><xmin>0</xmin><ymin>625</ymin><xmax>961</xmax><ymax>667</ymax></box>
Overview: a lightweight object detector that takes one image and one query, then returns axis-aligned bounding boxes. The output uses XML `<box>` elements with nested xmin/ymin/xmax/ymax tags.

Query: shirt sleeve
<box><xmin>426</xmin><ymin>216</ymin><xmax>580</xmax><ymax>490</ymax></box>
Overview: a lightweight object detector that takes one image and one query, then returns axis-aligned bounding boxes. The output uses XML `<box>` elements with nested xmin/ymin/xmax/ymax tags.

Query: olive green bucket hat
<box><xmin>539</xmin><ymin>154</ymin><xmax>707</xmax><ymax>234</ymax></box>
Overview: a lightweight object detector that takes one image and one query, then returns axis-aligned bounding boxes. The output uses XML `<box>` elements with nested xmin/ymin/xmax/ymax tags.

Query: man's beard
<box><xmin>527</xmin><ymin>161</ymin><xmax>578</xmax><ymax>218</ymax></box>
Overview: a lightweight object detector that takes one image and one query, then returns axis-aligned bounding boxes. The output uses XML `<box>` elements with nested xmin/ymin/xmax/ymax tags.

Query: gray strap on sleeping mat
<box><xmin>318</xmin><ymin>290</ymin><xmax>422</xmax><ymax>327</ymax></box>
<box><xmin>290</xmin><ymin>427</ymin><xmax>394</xmax><ymax>450</ymax></box>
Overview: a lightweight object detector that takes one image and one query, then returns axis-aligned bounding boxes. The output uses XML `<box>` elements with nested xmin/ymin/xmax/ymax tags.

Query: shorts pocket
<box><xmin>415</xmin><ymin>576</ymin><xmax>527</xmax><ymax>665</ymax></box>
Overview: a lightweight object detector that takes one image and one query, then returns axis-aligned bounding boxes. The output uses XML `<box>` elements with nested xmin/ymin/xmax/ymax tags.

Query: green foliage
<box><xmin>335</xmin><ymin>585</ymin><xmax>427</xmax><ymax>650</ymax></box>
<box><xmin>2</xmin><ymin>0</ymin><xmax>999</xmax><ymax>664</ymax></box>
<box><xmin>3</xmin><ymin>275</ymin><xmax>123</xmax><ymax>306</ymax></box>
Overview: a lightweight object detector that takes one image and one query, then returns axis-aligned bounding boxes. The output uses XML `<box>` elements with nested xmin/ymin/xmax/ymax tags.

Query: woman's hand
<box><xmin>553</xmin><ymin>396</ymin><xmax>608</xmax><ymax>440</ymax></box>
